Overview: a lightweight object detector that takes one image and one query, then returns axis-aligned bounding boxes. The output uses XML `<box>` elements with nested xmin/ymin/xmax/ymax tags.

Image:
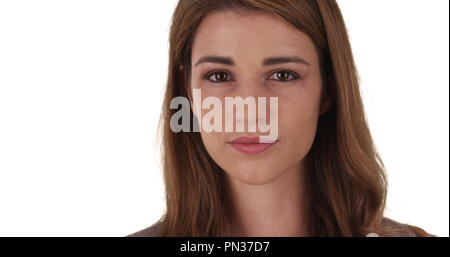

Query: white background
<box><xmin>0</xmin><ymin>0</ymin><xmax>448</xmax><ymax>236</ymax></box>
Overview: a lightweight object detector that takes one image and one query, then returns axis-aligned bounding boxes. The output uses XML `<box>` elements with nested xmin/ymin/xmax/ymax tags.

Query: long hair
<box><xmin>156</xmin><ymin>0</ymin><xmax>388</xmax><ymax>236</ymax></box>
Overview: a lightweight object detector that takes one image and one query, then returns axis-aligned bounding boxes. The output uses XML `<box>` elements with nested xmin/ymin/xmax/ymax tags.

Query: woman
<box><xmin>128</xmin><ymin>0</ymin><xmax>434</xmax><ymax>237</ymax></box>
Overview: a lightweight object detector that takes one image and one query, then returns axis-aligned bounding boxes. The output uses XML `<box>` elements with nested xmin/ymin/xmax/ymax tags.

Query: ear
<box><xmin>319</xmin><ymin>95</ymin><xmax>332</xmax><ymax>116</ymax></box>
<box><xmin>180</xmin><ymin>64</ymin><xmax>192</xmax><ymax>103</ymax></box>
<box><xmin>319</xmin><ymin>85</ymin><xmax>333</xmax><ymax>116</ymax></box>
<box><xmin>180</xmin><ymin>64</ymin><xmax>197</xmax><ymax>117</ymax></box>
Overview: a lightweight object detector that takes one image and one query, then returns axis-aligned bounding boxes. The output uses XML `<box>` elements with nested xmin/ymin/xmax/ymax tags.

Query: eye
<box><xmin>268</xmin><ymin>70</ymin><xmax>299</xmax><ymax>82</ymax></box>
<box><xmin>204</xmin><ymin>70</ymin><xmax>232</xmax><ymax>83</ymax></box>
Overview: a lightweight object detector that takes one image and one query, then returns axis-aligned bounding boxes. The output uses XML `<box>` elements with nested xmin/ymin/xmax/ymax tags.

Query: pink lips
<box><xmin>228</xmin><ymin>136</ymin><xmax>277</xmax><ymax>155</ymax></box>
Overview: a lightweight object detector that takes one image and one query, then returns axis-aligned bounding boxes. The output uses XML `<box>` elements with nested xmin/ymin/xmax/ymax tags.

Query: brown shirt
<box><xmin>126</xmin><ymin>217</ymin><xmax>436</xmax><ymax>237</ymax></box>
<box><xmin>127</xmin><ymin>221</ymin><xmax>162</xmax><ymax>237</ymax></box>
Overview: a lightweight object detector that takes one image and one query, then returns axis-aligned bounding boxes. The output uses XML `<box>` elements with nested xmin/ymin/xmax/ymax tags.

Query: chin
<box><xmin>222</xmin><ymin>161</ymin><xmax>284</xmax><ymax>186</ymax></box>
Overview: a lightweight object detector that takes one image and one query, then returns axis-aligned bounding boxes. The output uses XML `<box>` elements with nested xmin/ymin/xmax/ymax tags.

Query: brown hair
<box><xmin>156</xmin><ymin>0</ymin><xmax>388</xmax><ymax>236</ymax></box>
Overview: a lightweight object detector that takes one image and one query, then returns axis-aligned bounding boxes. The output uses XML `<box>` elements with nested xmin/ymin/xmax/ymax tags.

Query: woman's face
<box><xmin>189</xmin><ymin>10</ymin><xmax>326</xmax><ymax>185</ymax></box>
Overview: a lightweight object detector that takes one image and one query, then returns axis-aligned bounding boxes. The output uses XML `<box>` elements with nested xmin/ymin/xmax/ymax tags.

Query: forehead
<box><xmin>191</xmin><ymin>10</ymin><xmax>318</xmax><ymax>63</ymax></box>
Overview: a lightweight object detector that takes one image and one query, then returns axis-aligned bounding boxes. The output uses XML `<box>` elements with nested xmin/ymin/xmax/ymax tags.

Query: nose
<box><xmin>225</xmin><ymin>77</ymin><xmax>273</xmax><ymax>134</ymax></box>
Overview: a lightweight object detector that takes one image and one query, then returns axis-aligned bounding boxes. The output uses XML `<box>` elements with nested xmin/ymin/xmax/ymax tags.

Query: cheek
<box><xmin>278</xmin><ymin>106</ymin><xmax>318</xmax><ymax>160</ymax></box>
<box><xmin>200</xmin><ymin>131</ymin><xmax>223</xmax><ymax>154</ymax></box>
<box><xmin>276</xmin><ymin>84</ymin><xmax>322</xmax><ymax>161</ymax></box>
<box><xmin>278</xmin><ymin>87</ymin><xmax>321</xmax><ymax>132</ymax></box>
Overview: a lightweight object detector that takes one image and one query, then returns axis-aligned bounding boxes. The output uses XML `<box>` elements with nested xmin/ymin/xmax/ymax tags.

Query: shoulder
<box><xmin>126</xmin><ymin>221</ymin><xmax>163</xmax><ymax>237</ymax></box>
<box><xmin>379</xmin><ymin>217</ymin><xmax>436</xmax><ymax>237</ymax></box>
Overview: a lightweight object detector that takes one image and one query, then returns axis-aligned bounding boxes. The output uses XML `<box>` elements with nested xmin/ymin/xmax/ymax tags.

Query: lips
<box><xmin>228</xmin><ymin>136</ymin><xmax>278</xmax><ymax>155</ymax></box>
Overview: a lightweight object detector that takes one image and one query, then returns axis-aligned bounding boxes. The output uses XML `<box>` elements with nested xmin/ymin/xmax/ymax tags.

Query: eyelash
<box><xmin>203</xmin><ymin>69</ymin><xmax>300</xmax><ymax>83</ymax></box>
<box><xmin>203</xmin><ymin>70</ymin><xmax>234</xmax><ymax>83</ymax></box>
<box><xmin>268</xmin><ymin>69</ymin><xmax>300</xmax><ymax>81</ymax></box>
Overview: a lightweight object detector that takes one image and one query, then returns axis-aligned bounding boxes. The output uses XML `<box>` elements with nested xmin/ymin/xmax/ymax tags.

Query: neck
<box><xmin>224</xmin><ymin>161</ymin><xmax>308</xmax><ymax>237</ymax></box>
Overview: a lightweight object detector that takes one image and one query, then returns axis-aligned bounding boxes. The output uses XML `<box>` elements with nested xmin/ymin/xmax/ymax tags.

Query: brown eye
<box><xmin>269</xmin><ymin>70</ymin><xmax>299</xmax><ymax>82</ymax></box>
<box><xmin>277</xmin><ymin>71</ymin><xmax>290</xmax><ymax>81</ymax></box>
<box><xmin>205</xmin><ymin>71</ymin><xmax>231</xmax><ymax>83</ymax></box>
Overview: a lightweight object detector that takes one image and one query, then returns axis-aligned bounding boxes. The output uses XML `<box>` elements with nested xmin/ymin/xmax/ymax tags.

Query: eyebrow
<box><xmin>263</xmin><ymin>56</ymin><xmax>310</xmax><ymax>66</ymax></box>
<box><xmin>194</xmin><ymin>55</ymin><xmax>310</xmax><ymax>67</ymax></box>
<box><xmin>194</xmin><ymin>56</ymin><xmax>235</xmax><ymax>67</ymax></box>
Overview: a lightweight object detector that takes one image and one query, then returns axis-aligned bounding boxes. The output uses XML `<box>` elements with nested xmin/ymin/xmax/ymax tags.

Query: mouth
<box><xmin>227</xmin><ymin>136</ymin><xmax>278</xmax><ymax>155</ymax></box>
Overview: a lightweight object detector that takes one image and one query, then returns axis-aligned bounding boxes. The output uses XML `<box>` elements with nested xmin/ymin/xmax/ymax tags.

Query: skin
<box><xmin>188</xmin><ymin>10</ymin><xmax>331</xmax><ymax>236</ymax></box>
